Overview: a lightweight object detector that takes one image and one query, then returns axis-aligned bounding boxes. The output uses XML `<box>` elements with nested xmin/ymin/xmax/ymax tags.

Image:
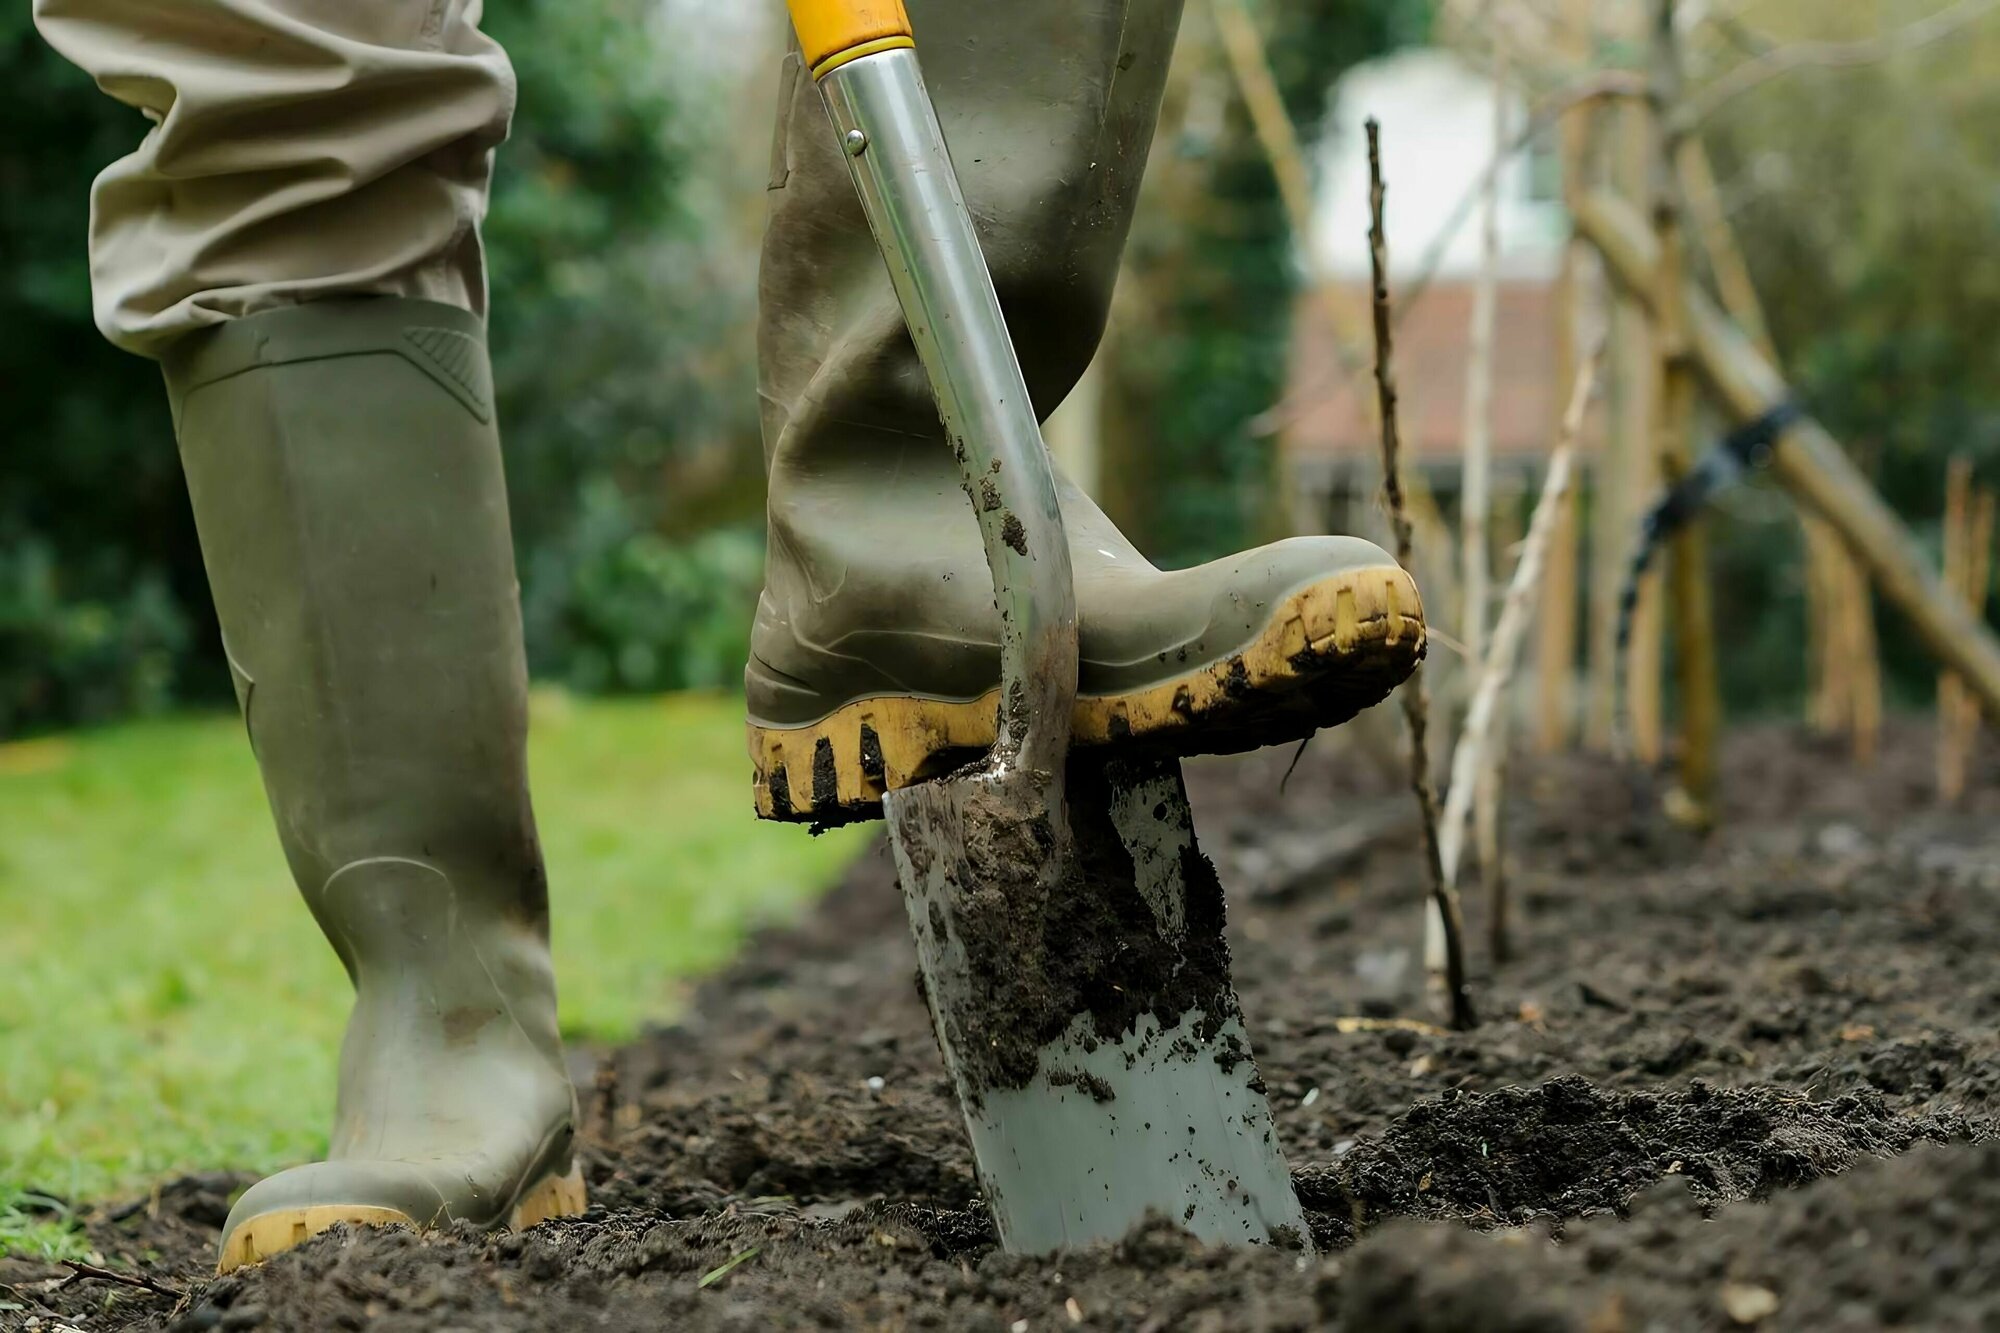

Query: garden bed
<box><xmin>7</xmin><ymin>724</ymin><xmax>1997</xmax><ymax>1331</ymax></box>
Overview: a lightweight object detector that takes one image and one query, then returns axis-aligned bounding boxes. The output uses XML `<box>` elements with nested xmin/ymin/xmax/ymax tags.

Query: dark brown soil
<box><xmin>7</xmin><ymin>723</ymin><xmax>1999</xmax><ymax>1332</ymax></box>
<box><xmin>893</xmin><ymin>753</ymin><xmax>1239</xmax><ymax>1097</ymax></box>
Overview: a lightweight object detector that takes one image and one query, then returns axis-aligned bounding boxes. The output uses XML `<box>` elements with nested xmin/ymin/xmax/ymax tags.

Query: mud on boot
<box><xmin>747</xmin><ymin>1</ymin><xmax>1420</xmax><ymax>826</ymax></box>
<box><xmin>749</xmin><ymin>528</ymin><xmax>1425</xmax><ymax>825</ymax></box>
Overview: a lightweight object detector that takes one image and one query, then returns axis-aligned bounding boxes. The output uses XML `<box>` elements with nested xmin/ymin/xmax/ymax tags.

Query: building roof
<box><xmin>1283</xmin><ymin>279</ymin><xmax>1567</xmax><ymax>472</ymax></box>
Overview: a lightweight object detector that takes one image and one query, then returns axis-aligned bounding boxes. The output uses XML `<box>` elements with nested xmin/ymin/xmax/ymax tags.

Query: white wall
<box><xmin>1312</xmin><ymin>48</ymin><xmax>1567</xmax><ymax>283</ymax></box>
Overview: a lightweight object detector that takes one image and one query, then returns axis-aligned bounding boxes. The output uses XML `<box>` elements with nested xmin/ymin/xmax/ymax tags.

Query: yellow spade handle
<box><xmin>785</xmin><ymin>0</ymin><xmax>915</xmax><ymax>77</ymax></box>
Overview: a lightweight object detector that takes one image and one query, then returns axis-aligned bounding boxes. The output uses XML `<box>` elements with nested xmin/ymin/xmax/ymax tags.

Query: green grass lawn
<box><xmin>0</xmin><ymin>691</ymin><xmax>870</xmax><ymax>1259</ymax></box>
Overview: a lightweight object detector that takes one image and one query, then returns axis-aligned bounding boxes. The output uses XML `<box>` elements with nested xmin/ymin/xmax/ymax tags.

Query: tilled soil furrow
<box><xmin>7</xmin><ymin>726</ymin><xmax>1998</xmax><ymax>1331</ymax></box>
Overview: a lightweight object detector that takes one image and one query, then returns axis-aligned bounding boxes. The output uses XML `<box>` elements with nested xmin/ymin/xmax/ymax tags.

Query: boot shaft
<box><xmin>758</xmin><ymin>0</ymin><xmax>1183</xmax><ymax>459</ymax></box>
<box><xmin>752</xmin><ymin>0</ymin><xmax>1183</xmax><ymax>728</ymax></box>
<box><xmin>168</xmin><ymin>299</ymin><xmax>579</xmax><ymax>1257</ymax></box>
<box><xmin>164</xmin><ymin>299</ymin><xmax>546</xmax><ymax>946</ymax></box>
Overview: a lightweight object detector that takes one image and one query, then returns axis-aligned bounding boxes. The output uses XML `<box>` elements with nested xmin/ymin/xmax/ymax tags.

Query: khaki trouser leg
<box><xmin>32</xmin><ymin>0</ymin><xmax>514</xmax><ymax>358</ymax></box>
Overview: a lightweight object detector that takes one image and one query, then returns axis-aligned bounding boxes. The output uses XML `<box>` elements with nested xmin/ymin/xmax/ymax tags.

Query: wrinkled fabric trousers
<box><xmin>34</xmin><ymin>0</ymin><xmax>514</xmax><ymax>358</ymax></box>
<box><xmin>38</xmin><ymin>1</ymin><xmax>1181</xmax><ymax>367</ymax></box>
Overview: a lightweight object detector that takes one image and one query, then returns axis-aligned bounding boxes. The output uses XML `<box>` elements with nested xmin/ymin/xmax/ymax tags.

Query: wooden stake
<box><xmin>1845</xmin><ymin>548</ymin><xmax>1883</xmax><ymax>764</ymax></box>
<box><xmin>1803</xmin><ymin>515</ymin><xmax>1844</xmax><ymax>734</ymax></box>
<box><xmin>1649</xmin><ymin>0</ymin><xmax>1720</xmax><ymax>823</ymax></box>
<box><xmin>1462</xmin><ymin>52</ymin><xmax>1503</xmax><ymax>691</ymax></box>
<box><xmin>1573</xmin><ymin>187</ymin><xmax>2000</xmax><ymax>727</ymax></box>
<box><xmin>1941</xmin><ymin>459</ymin><xmax>1969</xmax><ymax>800</ymax></box>
<box><xmin>1677</xmin><ymin>135</ymin><xmax>1880</xmax><ymax>762</ymax></box>
<box><xmin>1367</xmin><ymin>119</ymin><xmax>1477</xmax><ymax>1033</ymax></box>
<box><xmin>1608</xmin><ymin>94</ymin><xmax>1664</xmax><ymax>763</ymax></box>
<box><xmin>1440</xmin><ymin>349</ymin><xmax>1606</xmax><ymax>958</ymax></box>
<box><xmin>1461</xmin><ymin>50</ymin><xmax>1505</xmax><ymax>893</ymax></box>
<box><xmin>1965</xmin><ymin>489</ymin><xmax>1994</xmax><ymax>767</ymax></box>
<box><xmin>1674</xmin><ymin>139</ymin><xmax>1773</xmax><ymax>353</ymax></box>
<box><xmin>1940</xmin><ymin>460</ymin><xmax>1990</xmax><ymax>802</ymax></box>
<box><xmin>1535</xmin><ymin>0</ymin><xmax>1596</xmax><ymax>758</ymax></box>
<box><xmin>1480</xmin><ymin>474</ymin><xmax>1529</xmax><ymax>963</ymax></box>
<box><xmin>1535</xmin><ymin>461</ymin><xmax>1582</xmax><ymax>753</ymax></box>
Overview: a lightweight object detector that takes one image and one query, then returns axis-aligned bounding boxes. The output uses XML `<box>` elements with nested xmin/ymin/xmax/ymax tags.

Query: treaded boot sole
<box><xmin>215</xmin><ymin>1163</ymin><xmax>587</xmax><ymax>1273</ymax></box>
<box><xmin>748</xmin><ymin>564</ymin><xmax>1424</xmax><ymax>827</ymax></box>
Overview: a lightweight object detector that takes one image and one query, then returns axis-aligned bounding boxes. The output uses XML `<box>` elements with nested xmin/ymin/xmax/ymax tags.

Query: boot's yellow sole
<box><xmin>749</xmin><ymin>565</ymin><xmax>1425</xmax><ymax>825</ymax></box>
<box><xmin>215</xmin><ymin>1163</ymin><xmax>587</xmax><ymax>1273</ymax></box>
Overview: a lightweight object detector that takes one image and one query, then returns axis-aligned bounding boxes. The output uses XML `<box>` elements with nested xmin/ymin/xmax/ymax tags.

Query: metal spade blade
<box><xmin>790</xmin><ymin>5</ymin><xmax>1309</xmax><ymax>1254</ymax></box>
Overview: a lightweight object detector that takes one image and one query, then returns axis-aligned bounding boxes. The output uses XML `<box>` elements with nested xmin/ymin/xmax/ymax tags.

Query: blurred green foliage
<box><xmin>8</xmin><ymin>0</ymin><xmax>1999</xmax><ymax>731</ymax></box>
<box><xmin>522</xmin><ymin>490</ymin><xmax>764</xmax><ymax>695</ymax></box>
<box><xmin>1</xmin><ymin>10</ymin><xmax>207</xmax><ymax>735</ymax></box>
<box><xmin>0</xmin><ymin>0</ymin><xmax>765</xmax><ymax>736</ymax></box>
<box><xmin>1105</xmin><ymin>0</ymin><xmax>1432</xmax><ymax>568</ymax></box>
<box><xmin>1702</xmin><ymin>1</ymin><xmax>2000</xmax><ymax>711</ymax></box>
<box><xmin>0</xmin><ymin>541</ymin><xmax>186</xmax><ymax>735</ymax></box>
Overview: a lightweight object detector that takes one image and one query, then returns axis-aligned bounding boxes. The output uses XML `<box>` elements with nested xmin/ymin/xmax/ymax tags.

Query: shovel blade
<box><xmin>886</xmin><ymin>752</ymin><xmax>1307</xmax><ymax>1254</ymax></box>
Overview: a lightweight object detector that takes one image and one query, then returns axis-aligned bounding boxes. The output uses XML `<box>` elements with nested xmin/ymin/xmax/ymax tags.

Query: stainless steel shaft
<box><xmin>815</xmin><ymin>49</ymin><xmax>1079</xmax><ymax>785</ymax></box>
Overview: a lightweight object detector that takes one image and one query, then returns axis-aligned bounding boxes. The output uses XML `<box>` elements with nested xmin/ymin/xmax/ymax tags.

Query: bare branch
<box><xmin>1397</xmin><ymin>72</ymin><xmax>1645</xmax><ymax>321</ymax></box>
<box><xmin>1209</xmin><ymin>0</ymin><xmax>1373</xmax><ymax>432</ymax></box>
<box><xmin>1253</xmin><ymin>70</ymin><xmax>1642</xmax><ymax>438</ymax></box>
<box><xmin>59</xmin><ymin>1260</ymin><xmax>186</xmax><ymax>1300</ymax></box>
<box><xmin>1439</xmin><ymin>344</ymin><xmax>1605</xmax><ymax>889</ymax></box>
<box><xmin>1366</xmin><ymin>118</ymin><xmax>1478</xmax><ymax>1033</ymax></box>
<box><xmin>1687</xmin><ymin>0</ymin><xmax>2000</xmax><ymax>125</ymax></box>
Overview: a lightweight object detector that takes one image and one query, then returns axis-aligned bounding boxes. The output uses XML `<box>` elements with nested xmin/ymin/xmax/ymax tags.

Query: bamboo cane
<box><xmin>1441</xmin><ymin>349</ymin><xmax>1605</xmax><ymax>908</ymax></box>
<box><xmin>1462</xmin><ymin>55</ymin><xmax>1503</xmax><ymax>693</ymax></box>
<box><xmin>1208</xmin><ymin>0</ymin><xmax>1373</xmax><ymax>388</ymax></box>
<box><xmin>1676</xmin><ymin>136</ymin><xmax>1880</xmax><ymax>762</ymax></box>
<box><xmin>1479</xmin><ymin>473</ymin><xmax>1529</xmax><ymax>962</ymax></box>
<box><xmin>1534</xmin><ymin>0</ymin><xmax>1597</xmax><ymax>757</ymax></box>
<box><xmin>1673</xmin><ymin>140</ymin><xmax>1771</xmax><ymax>352</ymax></box>
<box><xmin>1940</xmin><ymin>458</ymin><xmax>1970</xmax><ymax>801</ymax></box>
<box><xmin>1648</xmin><ymin>0</ymin><xmax>1720</xmax><ymax>823</ymax></box>
<box><xmin>1964</xmin><ymin>490</ymin><xmax>1995</xmax><ymax>770</ymax></box>
<box><xmin>1572</xmin><ymin>187</ymin><xmax>2000</xmax><ymax>724</ymax></box>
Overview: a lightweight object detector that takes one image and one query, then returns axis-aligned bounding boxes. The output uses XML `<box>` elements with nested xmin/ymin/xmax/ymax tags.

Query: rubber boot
<box><xmin>162</xmin><ymin>299</ymin><xmax>585</xmax><ymax>1272</ymax></box>
<box><xmin>749</xmin><ymin>0</ymin><xmax>1425</xmax><ymax>825</ymax></box>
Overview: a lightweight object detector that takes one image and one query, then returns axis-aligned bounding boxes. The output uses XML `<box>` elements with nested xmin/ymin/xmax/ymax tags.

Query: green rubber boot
<box><xmin>748</xmin><ymin>0</ymin><xmax>1424</xmax><ymax>825</ymax></box>
<box><xmin>163</xmin><ymin>299</ymin><xmax>585</xmax><ymax>1273</ymax></box>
